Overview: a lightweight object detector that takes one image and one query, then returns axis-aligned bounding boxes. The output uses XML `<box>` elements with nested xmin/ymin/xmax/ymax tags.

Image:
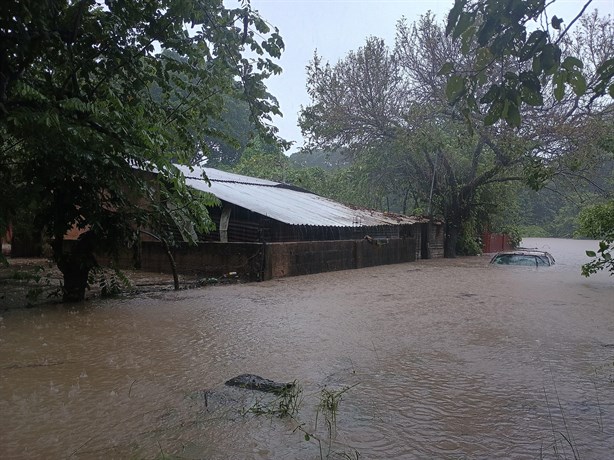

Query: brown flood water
<box><xmin>1</xmin><ymin>238</ymin><xmax>613</xmax><ymax>459</ymax></box>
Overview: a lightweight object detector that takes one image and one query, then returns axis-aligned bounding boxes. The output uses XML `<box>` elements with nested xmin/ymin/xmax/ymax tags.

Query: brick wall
<box><xmin>124</xmin><ymin>241</ymin><xmax>265</xmax><ymax>280</ymax></box>
<box><xmin>415</xmin><ymin>222</ymin><xmax>445</xmax><ymax>259</ymax></box>
<box><xmin>103</xmin><ymin>238</ymin><xmax>417</xmax><ymax>281</ymax></box>
<box><xmin>429</xmin><ymin>224</ymin><xmax>445</xmax><ymax>258</ymax></box>
<box><xmin>264</xmin><ymin>238</ymin><xmax>416</xmax><ymax>279</ymax></box>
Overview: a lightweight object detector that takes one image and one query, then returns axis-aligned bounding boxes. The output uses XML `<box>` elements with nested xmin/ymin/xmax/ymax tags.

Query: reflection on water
<box><xmin>1</xmin><ymin>238</ymin><xmax>612</xmax><ymax>459</ymax></box>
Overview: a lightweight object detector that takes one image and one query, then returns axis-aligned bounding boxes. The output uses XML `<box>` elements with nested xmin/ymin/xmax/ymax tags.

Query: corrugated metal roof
<box><xmin>176</xmin><ymin>164</ymin><xmax>422</xmax><ymax>227</ymax></box>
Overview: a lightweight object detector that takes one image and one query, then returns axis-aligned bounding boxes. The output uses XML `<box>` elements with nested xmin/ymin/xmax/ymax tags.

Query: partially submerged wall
<box><xmin>263</xmin><ymin>238</ymin><xmax>416</xmax><ymax>279</ymax></box>
<box><xmin>109</xmin><ymin>238</ymin><xmax>417</xmax><ymax>281</ymax></box>
<box><xmin>482</xmin><ymin>232</ymin><xmax>514</xmax><ymax>253</ymax></box>
<box><xmin>120</xmin><ymin>241</ymin><xmax>265</xmax><ymax>281</ymax></box>
<box><xmin>415</xmin><ymin>222</ymin><xmax>445</xmax><ymax>260</ymax></box>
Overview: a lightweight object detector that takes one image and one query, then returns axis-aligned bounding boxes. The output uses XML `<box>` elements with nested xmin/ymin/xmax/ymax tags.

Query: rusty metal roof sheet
<box><xmin>176</xmin><ymin>165</ymin><xmax>423</xmax><ymax>227</ymax></box>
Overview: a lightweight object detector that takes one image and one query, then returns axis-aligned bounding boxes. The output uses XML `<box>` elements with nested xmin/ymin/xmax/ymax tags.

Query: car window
<box><xmin>515</xmin><ymin>256</ymin><xmax>538</xmax><ymax>266</ymax></box>
<box><xmin>492</xmin><ymin>254</ymin><xmax>550</xmax><ymax>266</ymax></box>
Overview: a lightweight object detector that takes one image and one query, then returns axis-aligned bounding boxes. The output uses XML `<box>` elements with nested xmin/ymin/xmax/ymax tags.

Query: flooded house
<box><xmin>125</xmin><ymin>166</ymin><xmax>443</xmax><ymax>280</ymax></box>
<box><xmin>56</xmin><ymin>165</ymin><xmax>443</xmax><ymax>280</ymax></box>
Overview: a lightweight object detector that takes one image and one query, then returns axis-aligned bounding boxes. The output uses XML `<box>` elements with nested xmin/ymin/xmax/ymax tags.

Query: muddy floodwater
<box><xmin>1</xmin><ymin>238</ymin><xmax>613</xmax><ymax>459</ymax></box>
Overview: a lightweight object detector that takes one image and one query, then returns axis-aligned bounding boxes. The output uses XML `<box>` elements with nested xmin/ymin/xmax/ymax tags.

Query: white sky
<box><xmin>247</xmin><ymin>0</ymin><xmax>614</xmax><ymax>153</ymax></box>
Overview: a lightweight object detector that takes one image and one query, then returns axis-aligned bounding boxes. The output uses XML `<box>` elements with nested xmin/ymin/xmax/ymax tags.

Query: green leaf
<box><xmin>453</xmin><ymin>12</ymin><xmax>474</xmax><ymax>39</ymax></box>
<box><xmin>568</xmin><ymin>70</ymin><xmax>587</xmax><ymax>96</ymax></box>
<box><xmin>476</xmin><ymin>47</ymin><xmax>493</xmax><ymax>69</ymax></box>
<box><xmin>521</xmin><ymin>86</ymin><xmax>543</xmax><ymax>106</ymax></box>
<box><xmin>438</xmin><ymin>62</ymin><xmax>455</xmax><ymax>76</ymax></box>
<box><xmin>561</xmin><ymin>56</ymin><xmax>583</xmax><ymax>71</ymax></box>
<box><xmin>519</xmin><ymin>30</ymin><xmax>547</xmax><ymax>62</ymax></box>
<box><xmin>553</xmin><ymin>70</ymin><xmax>566</xmax><ymax>101</ymax></box>
<box><xmin>304</xmin><ymin>433</ymin><xmax>310</xmax><ymax>441</ymax></box>
<box><xmin>484</xmin><ymin>100</ymin><xmax>504</xmax><ymax>125</ymax></box>
<box><xmin>477</xmin><ymin>18</ymin><xmax>498</xmax><ymax>47</ymax></box>
<box><xmin>504</xmin><ymin>72</ymin><xmax>518</xmax><ymax>82</ymax></box>
<box><xmin>596</xmin><ymin>57</ymin><xmax>614</xmax><ymax>77</ymax></box>
<box><xmin>445</xmin><ymin>75</ymin><xmax>466</xmax><ymax>103</ymax></box>
<box><xmin>507</xmin><ymin>103</ymin><xmax>521</xmax><ymax>127</ymax></box>
<box><xmin>551</xmin><ymin>15</ymin><xmax>563</xmax><ymax>30</ymax></box>
<box><xmin>586</xmin><ymin>250</ymin><xmax>596</xmax><ymax>257</ymax></box>
<box><xmin>594</xmin><ymin>58</ymin><xmax>614</xmax><ymax>96</ymax></box>
<box><xmin>540</xmin><ymin>44</ymin><xmax>561</xmax><ymax>75</ymax></box>
<box><xmin>480</xmin><ymin>85</ymin><xmax>500</xmax><ymax>104</ymax></box>
<box><xmin>532</xmin><ymin>55</ymin><xmax>542</xmax><ymax>74</ymax></box>
<box><xmin>446</xmin><ymin>0</ymin><xmax>466</xmax><ymax>35</ymax></box>
<box><xmin>519</xmin><ymin>70</ymin><xmax>540</xmax><ymax>88</ymax></box>
<box><xmin>460</xmin><ymin>25</ymin><xmax>477</xmax><ymax>54</ymax></box>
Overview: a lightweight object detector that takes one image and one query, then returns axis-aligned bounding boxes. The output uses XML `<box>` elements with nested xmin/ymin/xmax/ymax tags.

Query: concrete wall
<box><xmin>108</xmin><ymin>238</ymin><xmax>417</xmax><ymax>281</ymax></box>
<box><xmin>415</xmin><ymin>222</ymin><xmax>445</xmax><ymax>260</ymax></box>
<box><xmin>117</xmin><ymin>241</ymin><xmax>265</xmax><ymax>281</ymax></box>
<box><xmin>429</xmin><ymin>224</ymin><xmax>445</xmax><ymax>258</ymax></box>
<box><xmin>263</xmin><ymin>238</ymin><xmax>416</xmax><ymax>279</ymax></box>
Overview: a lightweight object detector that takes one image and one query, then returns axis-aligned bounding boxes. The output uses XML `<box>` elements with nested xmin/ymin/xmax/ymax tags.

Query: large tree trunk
<box><xmin>53</xmin><ymin>232</ymin><xmax>98</xmax><ymax>303</ymax></box>
<box><xmin>444</xmin><ymin>221</ymin><xmax>459</xmax><ymax>258</ymax></box>
<box><xmin>60</xmin><ymin>258</ymin><xmax>93</xmax><ymax>302</ymax></box>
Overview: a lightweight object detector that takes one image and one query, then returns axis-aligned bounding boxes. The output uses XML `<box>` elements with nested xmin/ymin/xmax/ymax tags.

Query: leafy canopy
<box><xmin>0</xmin><ymin>0</ymin><xmax>284</xmax><ymax>298</ymax></box>
<box><xmin>443</xmin><ymin>0</ymin><xmax>614</xmax><ymax>127</ymax></box>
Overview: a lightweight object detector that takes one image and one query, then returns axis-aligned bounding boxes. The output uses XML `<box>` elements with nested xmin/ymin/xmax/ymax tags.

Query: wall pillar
<box><xmin>219</xmin><ymin>205</ymin><xmax>232</xmax><ymax>243</ymax></box>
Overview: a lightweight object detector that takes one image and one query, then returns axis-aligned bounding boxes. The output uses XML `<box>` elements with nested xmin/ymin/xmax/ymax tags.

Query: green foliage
<box><xmin>582</xmin><ymin>237</ymin><xmax>613</xmax><ymax>277</ymax></box>
<box><xmin>202</xmin><ymin>97</ymin><xmax>255</xmax><ymax>167</ymax></box>
<box><xmin>232</xmin><ymin>136</ymin><xmax>289</xmax><ymax>182</ymax></box>
<box><xmin>87</xmin><ymin>266</ymin><xmax>132</xmax><ymax>298</ymax></box>
<box><xmin>0</xmin><ymin>0</ymin><xmax>283</xmax><ymax>301</ymax></box>
<box><xmin>444</xmin><ymin>1</ymin><xmax>613</xmax><ymax>127</ymax></box>
<box><xmin>307</xmin><ymin>13</ymin><xmax>614</xmax><ymax>256</ymax></box>
<box><xmin>242</xmin><ymin>380</ymin><xmax>360</xmax><ymax>460</ymax></box>
<box><xmin>289</xmin><ymin>150</ymin><xmax>351</xmax><ymax>170</ymax></box>
<box><xmin>576</xmin><ymin>200</ymin><xmax>614</xmax><ymax>239</ymax></box>
<box><xmin>457</xmin><ymin>219</ymin><xmax>483</xmax><ymax>256</ymax></box>
<box><xmin>5</xmin><ymin>263</ymin><xmax>62</xmax><ymax>303</ymax></box>
<box><xmin>242</xmin><ymin>380</ymin><xmax>303</xmax><ymax>418</ymax></box>
<box><xmin>577</xmin><ymin>200</ymin><xmax>614</xmax><ymax>278</ymax></box>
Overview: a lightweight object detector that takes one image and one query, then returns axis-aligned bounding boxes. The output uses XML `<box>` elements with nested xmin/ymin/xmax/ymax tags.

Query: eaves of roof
<box><xmin>176</xmin><ymin>164</ymin><xmax>423</xmax><ymax>228</ymax></box>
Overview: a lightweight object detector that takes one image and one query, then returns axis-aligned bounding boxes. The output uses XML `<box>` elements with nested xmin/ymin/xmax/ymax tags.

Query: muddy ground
<box><xmin>0</xmin><ymin>257</ymin><xmax>233</xmax><ymax>310</ymax></box>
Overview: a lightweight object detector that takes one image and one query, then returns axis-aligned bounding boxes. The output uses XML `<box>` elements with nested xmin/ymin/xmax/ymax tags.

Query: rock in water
<box><xmin>225</xmin><ymin>374</ymin><xmax>294</xmax><ymax>394</ymax></box>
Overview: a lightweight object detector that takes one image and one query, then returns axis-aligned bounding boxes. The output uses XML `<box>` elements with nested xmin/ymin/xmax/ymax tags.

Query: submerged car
<box><xmin>489</xmin><ymin>249</ymin><xmax>555</xmax><ymax>267</ymax></box>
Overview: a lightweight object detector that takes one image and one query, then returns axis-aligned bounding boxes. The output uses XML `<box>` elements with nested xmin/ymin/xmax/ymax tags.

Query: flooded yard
<box><xmin>0</xmin><ymin>238</ymin><xmax>612</xmax><ymax>459</ymax></box>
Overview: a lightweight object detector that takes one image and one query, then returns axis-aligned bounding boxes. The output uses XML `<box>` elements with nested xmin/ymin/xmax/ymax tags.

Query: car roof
<box><xmin>494</xmin><ymin>250</ymin><xmax>551</xmax><ymax>256</ymax></box>
<box><xmin>490</xmin><ymin>249</ymin><xmax>555</xmax><ymax>264</ymax></box>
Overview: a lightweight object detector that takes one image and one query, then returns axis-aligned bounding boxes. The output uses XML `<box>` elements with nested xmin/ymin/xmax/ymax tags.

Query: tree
<box><xmin>301</xmin><ymin>11</ymin><xmax>612</xmax><ymax>257</ymax></box>
<box><xmin>443</xmin><ymin>0</ymin><xmax>614</xmax><ymax>127</ymax></box>
<box><xmin>199</xmin><ymin>95</ymin><xmax>284</xmax><ymax>168</ymax></box>
<box><xmin>577</xmin><ymin>200</ymin><xmax>614</xmax><ymax>276</ymax></box>
<box><xmin>445</xmin><ymin>0</ymin><xmax>614</xmax><ymax>276</ymax></box>
<box><xmin>0</xmin><ymin>0</ymin><xmax>284</xmax><ymax>301</ymax></box>
<box><xmin>198</xmin><ymin>96</ymin><xmax>253</xmax><ymax>167</ymax></box>
<box><xmin>232</xmin><ymin>135</ymin><xmax>289</xmax><ymax>182</ymax></box>
<box><xmin>300</xmin><ymin>17</ymin><xmax>538</xmax><ymax>256</ymax></box>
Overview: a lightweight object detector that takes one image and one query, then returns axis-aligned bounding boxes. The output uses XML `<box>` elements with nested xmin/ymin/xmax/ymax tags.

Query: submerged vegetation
<box><xmin>240</xmin><ymin>380</ymin><xmax>361</xmax><ymax>459</ymax></box>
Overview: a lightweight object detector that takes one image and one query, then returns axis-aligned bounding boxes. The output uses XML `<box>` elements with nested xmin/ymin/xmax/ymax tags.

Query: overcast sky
<box><xmin>248</xmin><ymin>0</ymin><xmax>614</xmax><ymax>153</ymax></box>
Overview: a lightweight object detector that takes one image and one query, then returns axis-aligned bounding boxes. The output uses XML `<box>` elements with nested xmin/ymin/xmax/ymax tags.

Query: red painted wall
<box><xmin>482</xmin><ymin>232</ymin><xmax>514</xmax><ymax>253</ymax></box>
